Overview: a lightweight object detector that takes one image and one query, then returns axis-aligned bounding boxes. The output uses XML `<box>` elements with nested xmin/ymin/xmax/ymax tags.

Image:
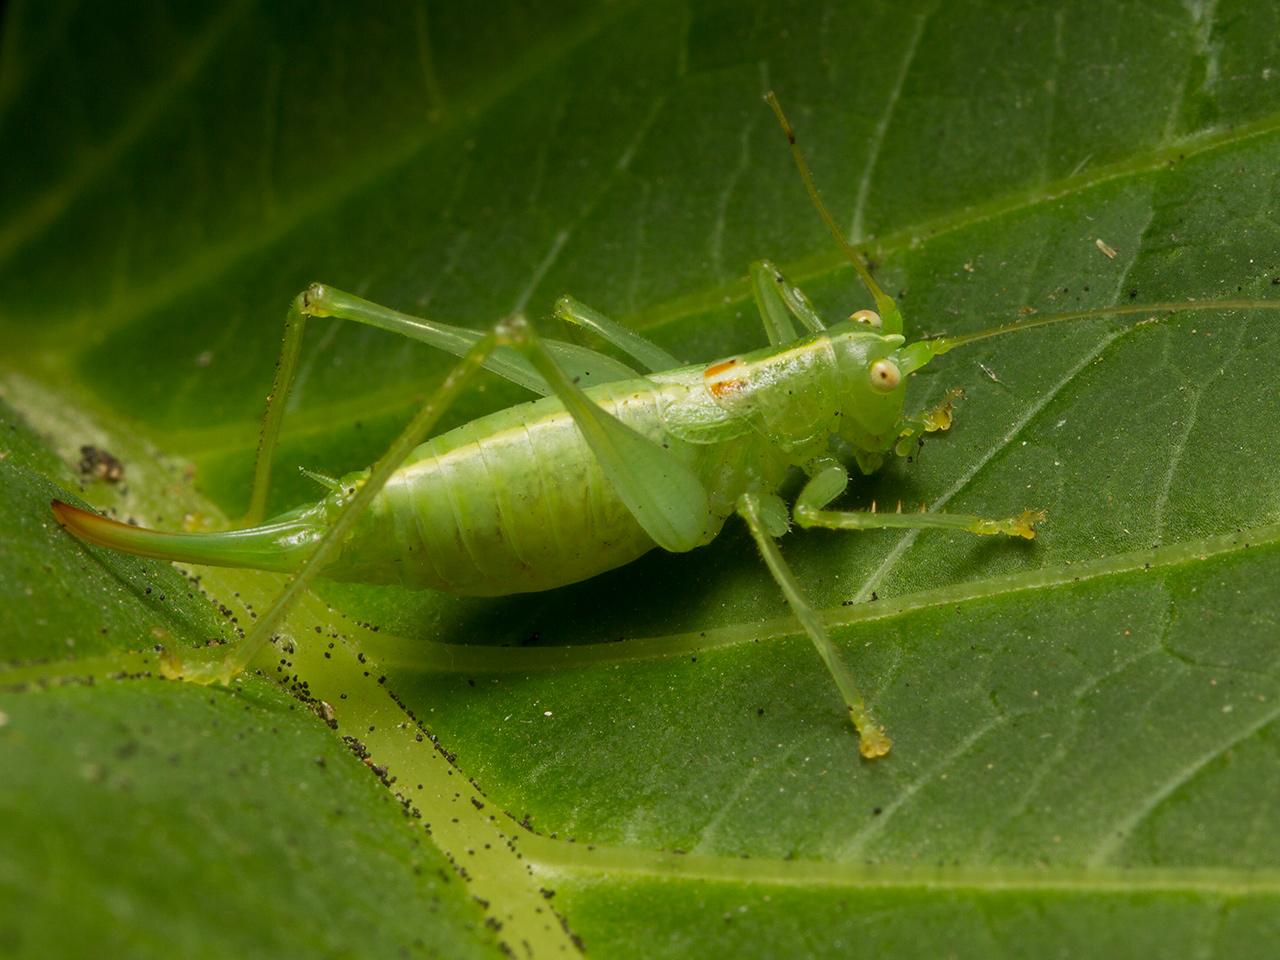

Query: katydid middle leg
<box><xmin>737</xmin><ymin>491</ymin><xmax>892</xmax><ymax>759</ymax></box>
<box><xmin>752</xmin><ymin>260</ymin><xmax>828</xmax><ymax>336</ymax></box>
<box><xmin>749</xmin><ymin>260</ymin><xmax>828</xmax><ymax>347</ymax></box>
<box><xmin>554</xmin><ymin>295</ymin><xmax>680</xmax><ymax>372</ymax></box>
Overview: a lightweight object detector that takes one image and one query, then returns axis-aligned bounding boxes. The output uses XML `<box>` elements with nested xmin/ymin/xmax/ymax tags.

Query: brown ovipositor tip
<box><xmin>50</xmin><ymin>499</ymin><xmax>129</xmax><ymax>549</ymax></box>
<box><xmin>50</xmin><ymin>498</ymin><xmax>82</xmax><ymax>527</ymax></box>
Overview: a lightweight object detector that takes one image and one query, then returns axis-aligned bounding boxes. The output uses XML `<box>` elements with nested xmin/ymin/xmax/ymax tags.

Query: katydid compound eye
<box><xmin>869</xmin><ymin>359</ymin><xmax>901</xmax><ymax>391</ymax></box>
<box><xmin>850</xmin><ymin>309</ymin><xmax>882</xmax><ymax>328</ymax></box>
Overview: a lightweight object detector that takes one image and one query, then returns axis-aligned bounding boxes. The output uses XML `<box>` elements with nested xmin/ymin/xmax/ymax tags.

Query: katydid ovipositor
<box><xmin>51</xmin><ymin>93</ymin><xmax>1275</xmax><ymax>758</ymax></box>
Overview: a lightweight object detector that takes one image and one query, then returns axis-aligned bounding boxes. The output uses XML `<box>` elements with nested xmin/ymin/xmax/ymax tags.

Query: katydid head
<box><xmin>826</xmin><ymin>309</ymin><xmax>967</xmax><ymax>455</ymax></box>
<box><xmin>831</xmin><ymin>296</ymin><xmax>1211</xmax><ymax>443</ymax></box>
<box><xmin>827</xmin><ymin>320</ymin><xmax>911</xmax><ymax>450</ymax></box>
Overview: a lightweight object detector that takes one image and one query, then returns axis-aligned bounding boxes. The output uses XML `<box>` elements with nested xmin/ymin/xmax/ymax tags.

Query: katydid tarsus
<box><xmin>50</xmin><ymin>93</ymin><xmax>1279</xmax><ymax>759</ymax></box>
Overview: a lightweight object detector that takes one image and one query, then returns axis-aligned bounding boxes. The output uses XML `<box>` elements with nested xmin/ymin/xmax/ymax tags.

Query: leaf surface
<box><xmin>3</xmin><ymin>1</ymin><xmax>1280</xmax><ymax>956</ymax></box>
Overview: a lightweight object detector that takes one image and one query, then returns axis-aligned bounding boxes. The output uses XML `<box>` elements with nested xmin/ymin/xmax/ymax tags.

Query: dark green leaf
<box><xmin>3</xmin><ymin>1</ymin><xmax>1280</xmax><ymax>956</ymax></box>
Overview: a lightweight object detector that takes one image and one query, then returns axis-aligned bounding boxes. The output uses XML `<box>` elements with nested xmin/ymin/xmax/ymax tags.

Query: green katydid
<box><xmin>51</xmin><ymin>93</ymin><xmax>1277</xmax><ymax>758</ymax></box>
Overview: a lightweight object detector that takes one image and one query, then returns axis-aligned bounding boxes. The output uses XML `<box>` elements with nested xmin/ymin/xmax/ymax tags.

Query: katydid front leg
<box><xmin>793</xmin><ymin>461</ymin><xmax>1044</xmax><ymax>539</ymax></box>
<box><xmin>893</xmin><ymin>388</ymin><xmax>964</xmax><ymax>457</ymax></box>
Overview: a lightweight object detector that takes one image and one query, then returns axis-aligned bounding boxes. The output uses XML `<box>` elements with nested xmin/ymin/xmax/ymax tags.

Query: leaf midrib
<box><xmin>361</xmin><ymin>518</ymin><xmax>1280</xmax><ymax>676</ymax></box>
<box><xmin>518</xmin><ymin>829</ymin><xmax>1280</xmax><ymax>894</ymax></box>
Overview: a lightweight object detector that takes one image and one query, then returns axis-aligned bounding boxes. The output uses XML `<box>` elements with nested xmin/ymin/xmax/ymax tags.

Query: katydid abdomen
<box><xmin>53</xmin><ymin>365</ymin><xmax>790</xmax><ymax>595</ymax></box>
<box><xmin>330</xmin><ymin>375</ymin><xmax>764</xmax><ymax>595</ymax></box>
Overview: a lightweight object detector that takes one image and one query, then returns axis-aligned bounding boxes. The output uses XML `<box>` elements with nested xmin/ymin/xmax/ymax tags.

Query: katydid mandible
<box><xmin>51</xmin><ymin>93</ymin><xmax>1274</xmax><ymax>759</ymax></box>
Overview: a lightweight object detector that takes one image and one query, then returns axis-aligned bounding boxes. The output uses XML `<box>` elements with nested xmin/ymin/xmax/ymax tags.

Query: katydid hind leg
<box><xmin>299</xmin><ymin>283</ymin><xmax>640</xmax><ymax>394</ymax></box>
<box><xmin>242</xmin><ymin>283</ymin><xmax>643</xmax><ymax>522</ymax></box>
<box><xmin>167</xmin><ymin>324</ymin><xmax>511</xmax><ymax>684</ymax></box>
<box><xmin>737</xmin><ymin>491</ymin><xmax>892</xmax><ymax>759</ymax></box>
<box><xmin>244</xmin><ymin>293</ymin><xmax>310</xmax><ymax>525</ymax></box>
<box><xmin>507</xmin><ymin>315</ymin><xmax>712</xmax><ymax>554</ymax></box>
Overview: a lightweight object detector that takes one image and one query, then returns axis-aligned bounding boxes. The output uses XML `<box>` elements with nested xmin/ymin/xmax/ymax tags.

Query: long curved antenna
<box><xmin>928</xmin><ymin>298</ymin><xmax>1280</xmax><ymax>355</ymax></box>
<box><xmin>894</xmin><ymin>297</ymin><xmax>1280</xmax><ymax>376</ymax></box>
<box><xmin>764</xmin><ymin>92</ymin><xmax>901</xmax><ymax>330</ymax></box>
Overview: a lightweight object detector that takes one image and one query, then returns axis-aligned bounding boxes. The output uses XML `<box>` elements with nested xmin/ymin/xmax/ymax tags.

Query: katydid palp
<box><xmin>50</xmin><ymin>93</ymin><xmax>1278</xmax><ymax>759</ymax></box>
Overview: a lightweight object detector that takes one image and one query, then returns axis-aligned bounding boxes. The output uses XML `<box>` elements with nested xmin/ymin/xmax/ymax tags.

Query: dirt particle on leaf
<box><xmin>78</xmin><ymin>445</ymin><xmax>124</xmax><ymax>483</ymax></box>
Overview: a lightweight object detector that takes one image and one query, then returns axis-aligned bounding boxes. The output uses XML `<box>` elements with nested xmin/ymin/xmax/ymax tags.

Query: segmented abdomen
<box><xmin>325</xmin><ymin>380</ymin><xmax>727</xmax><ymax>595</ymax></box>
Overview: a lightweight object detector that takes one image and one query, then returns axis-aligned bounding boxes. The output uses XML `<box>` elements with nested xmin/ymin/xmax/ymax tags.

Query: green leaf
<box><xmin>4</xmin><ymin>1</ymin><xmax>1280</xmax><ymax>956</ymax></box>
